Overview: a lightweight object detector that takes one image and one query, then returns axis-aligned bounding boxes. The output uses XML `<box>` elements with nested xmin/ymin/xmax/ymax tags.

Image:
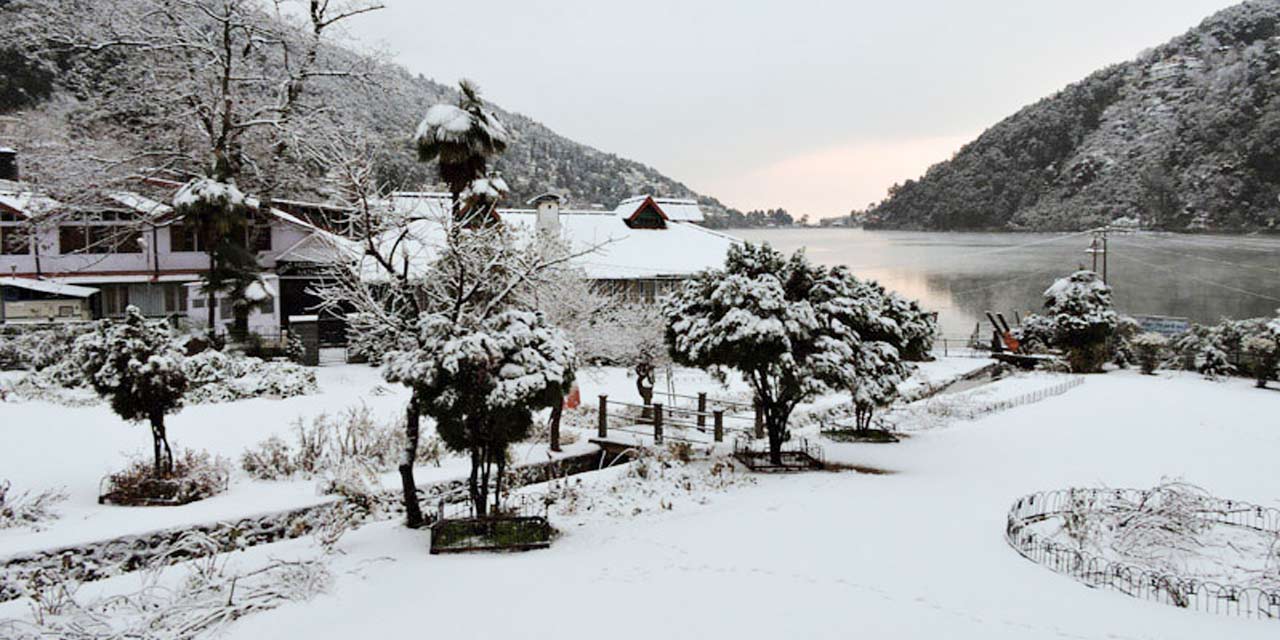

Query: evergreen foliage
<box><xmin>74</xmin><ymin>306</ymin><xmax>188</xmax><ymax>475</ymax></box>
<box><xmin>1023</xmin><ymin>271</ymin><xmax>1118</xmax><ymax>373</ymax></box>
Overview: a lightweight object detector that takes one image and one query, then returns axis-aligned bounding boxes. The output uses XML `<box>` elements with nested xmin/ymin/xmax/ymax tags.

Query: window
<box><xmin>0</xmin><ymin>225</ymin><xmax>29</xmax><ymax>255</ymax></box>
<box><xmin>59</xmin><ymin>225</ymin><xmax>89</xmax><ymax>254</ymax></box>
<box><xmin>58</xmin><ymin>305</ymin><xmax>76</xmax><ymax>317</ymax></box>
<box><xmin>219</xmin><ymin>299</ymin><xmax>234</xmax><ymax>320</ymax></box>
<box><xmin>171</xmin><ymin>223</ymin><xmax>201</xmax><ymax>252</ymax></box>
<box><xmin>100</xmin><ymin>285</ymin><xmax>129</xmax><ymax>317</ymax></box>
<box><xmin>163</xmin><ymin>284</ymin><xmax>188</xmax><ymax>313</ymax></box>
<box><xmin>192</xmin><ymin>297</ymin><xmax>205</xmax><ymax>309</ymax></box>
<box><xmin>247</xmin><ymin>215</ymin><xmax>272</xmax><ymax>252</ymax></box>
<box><xmin>256</xmin><ymin>296</ymin><xmax>274</xmax><ymax>315</ymax></box>
<box><xmin>58</xmin><ymin>224</ymin><xmax>142</xmax><ymax>254</ymax></box>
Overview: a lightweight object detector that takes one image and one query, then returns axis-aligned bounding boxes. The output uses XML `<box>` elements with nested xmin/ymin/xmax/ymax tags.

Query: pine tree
<box><xmin>75</xmin><ymin>307</ymin><xmax>188</xmax><ymax>476</ymax></box>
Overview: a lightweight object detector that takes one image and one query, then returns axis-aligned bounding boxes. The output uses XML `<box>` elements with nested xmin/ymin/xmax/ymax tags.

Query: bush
<box><xmin>0</xmin><ymin>480</ymin><xmax>67</xmax><ymax>530</ymax></box>
<box><xmin>1243</xmin><ymin>335</ymin><xmax>1279</xmax><ymax>388</ymax></box>
<box><xmin>182</xmin><ymin>350</ymin><xmax>317</xmax><ymax>403</ymax></box>
<box><xmin>0</xmin><ymin>324</ymin><xmax>94</xmax><ymax>371</ymax></box>
<box><xmin>1131</xmin><ymin>332</ymin><xmax>1169</xmax><ymax>375</ymax></box>
<box><xmin>101</xmin><ymin>449</ymin><xmax>230</xmax><ymax>506</ymax></box>
<box><xmin>241</xmin><ymin>405</ymin><xmax>429</xmax><ymax>481</ymax></box>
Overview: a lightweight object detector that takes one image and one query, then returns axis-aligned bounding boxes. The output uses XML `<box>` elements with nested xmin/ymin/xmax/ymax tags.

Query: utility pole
<box><xmin>1086</xmin><ymin>227</ymin><xmax>1110</xmax><ymax>285</ymax></box>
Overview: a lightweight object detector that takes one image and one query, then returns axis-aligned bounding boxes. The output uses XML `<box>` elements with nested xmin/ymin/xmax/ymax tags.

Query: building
<box><xmin>383</xmin><ymin>193</ymin><xmax>740</xmax><ymax>303</ymax></box>
<box><xmin>0</xmin><ymin>172</ymin><xmax>350</xmax><ymax>334</ymax></box>
<box><xmin>0</xmin><ymin>277</ymin><xmax>97</xmax><ymax>323</ymax></box>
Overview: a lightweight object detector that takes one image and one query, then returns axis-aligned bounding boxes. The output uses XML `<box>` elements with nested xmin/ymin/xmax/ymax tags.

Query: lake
<box><xmin>730</xmin><ymin>228</ymin><xmax>1280</xmax><ymax>339</ymax></box>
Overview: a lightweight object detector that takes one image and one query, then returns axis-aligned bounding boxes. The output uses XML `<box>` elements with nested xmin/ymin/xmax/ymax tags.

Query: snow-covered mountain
<box><xmin>867</xmin><ymin>0</ymin><xmax>1280</xmax><ymax>232</ymax></box>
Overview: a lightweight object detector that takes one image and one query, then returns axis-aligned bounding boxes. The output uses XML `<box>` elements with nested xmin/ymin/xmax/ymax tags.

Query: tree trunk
<box><xmin>232</xmin><ymin>301</ymin><xmax>250</xmax><ymax>343</ymax></box>
<box><xmin>150</xmin><ymin>412</ymin><xmax>173</xmax><ymax>476</ymax></box>
<box><xmin>398</xmin><ymin>394</ymin><xmax>424</xmax><ymax>528</ymax></box>
<box><xmin>494</xmin><ymin>447</ymin><xmax>506</xmax><ymax>515</ymax></box>
<box><xmin>549</xmin><ymin>403</ymin><xmax>563</xmax><ymax>453</ymax></box>
<box><xmin>764</xmin><ymin>405</ymin><xmax>790</xmax><ymax>466</ymax></box>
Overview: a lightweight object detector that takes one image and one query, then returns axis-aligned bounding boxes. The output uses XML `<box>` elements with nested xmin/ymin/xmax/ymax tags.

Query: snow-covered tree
<box><xmin>1131</xmin><ymin>332</ymin><xmax>1169</xmax><ymax>375</ymax></box>
<box><xmin>171</xmin><ymin>179</ymin><xmax>261</xmax><ymax>333</ymax></box>
<box><xmin>74</xmin><ymin>307</ymin><xmax>188</xmax><ymax>475</ymax></box>
<box><xmin>415</xmin><ymin>80</ymin><xmax>510</xmax><ymax>222</ymax></box>
<box><xmin>306</xmin><ymin>122</ymin><xmax>600</xmax><ymax>526</ymax></box>
<box><xmin>1042</xmin><ymin>270</ymin><xmax>1118</xmax><ymax>373</ymax></box>
<box><xmin>664</xmin><ymin>244</ymin><xmax>866</xmax><ymax>463</ymax></box>
<box><xmin>385</xmin><ymin>310</ymin><xmax>574</xmax><ymax>516</ymax></box>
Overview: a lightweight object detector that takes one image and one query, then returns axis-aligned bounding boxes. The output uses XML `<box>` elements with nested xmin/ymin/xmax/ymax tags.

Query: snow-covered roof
<box><xmin>506</xmin><ymin>211</ymin><xmax>737</xmax><ymax>279</ymax></box>
<box><xmin>0</xmin><ymin>277</ymin><xmax>98</xmax><ymax>298</ymax></box>
<box><xmin>275</xmin><ymin>232</ymin><xmax>359</xmax><ymax>264</ymax></box>
<box><xmin>364</xmin><ymin>203</ymin><xmax>739</xmax><ymax>282</ymax></box>
<box><xmin>0</xmin><ymin>187</ymin><xmax>58</xmax><ymax>218</ymax></box>
<box><xmin>0</xmin><ymin>147</ymin><xmax>14</xmax><ymax>154</ymax></box>
<box><xmin>613</xmin><ymin>196</ymin><xmax>705</xmax><ymax>223</ymax></box>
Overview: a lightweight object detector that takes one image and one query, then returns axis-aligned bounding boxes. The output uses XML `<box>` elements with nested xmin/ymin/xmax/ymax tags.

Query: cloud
<box><xmin>699</xmin><ymin>134</ymin><xmax>976</xmax><ymax>219</ymax></box>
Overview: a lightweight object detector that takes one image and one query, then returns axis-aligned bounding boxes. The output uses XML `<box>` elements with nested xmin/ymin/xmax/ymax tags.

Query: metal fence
<box><xmin>954</xmin><ymin>376</ymin><xmax>1085</xmax><ymax>420</ymax></box>
<box><xmin>1005</xmin><ymin>488</ymin><xmax>1280</xmax><ymax>619</ymax></box>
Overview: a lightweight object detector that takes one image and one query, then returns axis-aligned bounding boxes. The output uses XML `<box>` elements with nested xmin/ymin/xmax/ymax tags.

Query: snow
<box><xmin>182</xmin><ymin>369</ymin><xmax>1280</xmax><ymax>640</ymax></box>
<box><xmin>614</xmin><ymin>195</ymin><xmax>706</xmax><ymax>222</ymax></box>
<box><xmin>0</xmin><ymin>277</ymin><xmax>98</xmax><ymax>298</ymax></box>
<box><xmin>172</xmin><ymin>178</ymin><xmax>247</xmax><ymax>209</ymax></box>
<box><xmin>4</xmin><ymin>358</ymin><xmax>1277</xmax><ymax>638</ymax></box>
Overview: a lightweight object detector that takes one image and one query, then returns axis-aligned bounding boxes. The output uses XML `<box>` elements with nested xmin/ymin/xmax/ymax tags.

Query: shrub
<box><xmin>182</xmin><ymin>350</ymin><xmax>317</xmax><ymax>403</ymax></box>
<box><xmin>0</xmin><ymin>480</ymin><xmax>68</xmax><ymax>530</ymax></box>
<box><xmin>1131</xmin><ymin>332</ymin><xmax>1169</xmax><ymax>375</ymax></box>
<box><xmin>240</xmin><ymin>405</ymin><xmax>423</xmax><ymax>481</ymax></box>
<box><xmin>102</xmin><ymin>449</ymin><xmax>230</xmax><ymax>506</ymax></box>
<box><xmin>1243</xmin><ymin>335</ymin><xmax>1279</xmax><ymax>388</ymax></box>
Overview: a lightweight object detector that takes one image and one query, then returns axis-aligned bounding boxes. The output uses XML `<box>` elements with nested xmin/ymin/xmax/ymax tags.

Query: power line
<box><xmin>1109</xmin><ymin>251</ymin><xmax>1280</xmax><ymax>304</ymax></box>
<box><xmin>843</xmin><ymin>230</ymin><xmax>1095</xmax><ymax>272</ymax></box>
<box><xmin>1113</xmin><ymin>236</ymin><xmax>1280</xmax><ymax>275</ymax></box>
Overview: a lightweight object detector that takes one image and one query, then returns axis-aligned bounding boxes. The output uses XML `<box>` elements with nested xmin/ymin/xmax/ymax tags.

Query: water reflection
<box><xmin>730</xmin><ymin>229</ymin><xmax>1280</xmax><ymax>336</ymax></box>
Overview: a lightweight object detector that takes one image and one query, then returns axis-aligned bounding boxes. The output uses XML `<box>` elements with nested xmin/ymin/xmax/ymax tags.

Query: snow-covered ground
<box><xmin>187</xmin><ymin>370</ymin><xmax>1277</xmax><ymax>639</ymax></box>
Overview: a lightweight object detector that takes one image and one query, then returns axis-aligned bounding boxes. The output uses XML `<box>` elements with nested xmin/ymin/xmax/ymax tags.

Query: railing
<box><xmin>1005</xmin><ymin>488</ymin><xmax>1280</xmax><ymax>619</ymax></box>
<box><xmin>594</xmin><ymin>395</ymin><xmax>761</xmax><ymax>444</ymax></box>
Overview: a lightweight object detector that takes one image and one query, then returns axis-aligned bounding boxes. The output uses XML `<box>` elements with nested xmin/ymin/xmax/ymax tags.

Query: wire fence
<box><xmin>953</xmin><ymin>376</ymin><xmax>1084</xmax><ymax>420</ymax></box>
<box><xmin>1005</xmin><ymin>488</ymin><xmax>1280</xmax><ymax>620</ymax></box>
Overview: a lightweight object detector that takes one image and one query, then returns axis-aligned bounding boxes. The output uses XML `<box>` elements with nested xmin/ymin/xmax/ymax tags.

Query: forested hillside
<box><xmin>0</xmin><ymin>0</ymin><xmax>733</xmax><ymax>216</ymax></box>
<box><xmin>868</xmin><ymin>0</ymin><xmax>1280</xmax><ymax>232</ymax></box>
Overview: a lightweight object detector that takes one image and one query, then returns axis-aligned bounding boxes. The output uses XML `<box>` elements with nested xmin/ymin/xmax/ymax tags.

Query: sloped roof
<box><xmin>364</xmin><ymin>207</ymin><xmax>739</xmax><ymax>282</ymax></box>
<box><xmin>0</xmin><ymin>277</ymin><xmax>98</xmax><ymax>298</ymax></box>
<box><xmin>613</xmin><ymin>195</ymin><xmax>704</xmax><ymax>222</ymax></box>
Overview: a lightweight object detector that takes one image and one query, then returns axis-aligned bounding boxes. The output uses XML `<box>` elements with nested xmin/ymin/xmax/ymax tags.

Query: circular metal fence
<box><xmin>1005</xmin><ymin>488</ymin><xmax>1280</xmax><ymax>620</ymax></box>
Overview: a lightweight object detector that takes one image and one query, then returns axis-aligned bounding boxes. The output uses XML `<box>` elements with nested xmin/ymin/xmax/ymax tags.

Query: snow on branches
<box><xmin>664</xmin><ymin>243</ymin><xmax>935</xmax><ymax>460</ymax></box>
<box><xmin>73</xmin><ymin>306</ymin><xmax>188</xmax><ymax>475</ymax></box>
<box><xmin>1028</xmin><ymin>270</ymin><xmax>1118</xmax><ymax>372</ymax></box>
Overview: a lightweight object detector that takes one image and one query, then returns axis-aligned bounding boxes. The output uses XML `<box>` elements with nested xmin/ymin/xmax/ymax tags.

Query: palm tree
<box><xmin>414</xmin><ymin>80</ymin><xmax>511</xmax><ymax>223</ymax></box>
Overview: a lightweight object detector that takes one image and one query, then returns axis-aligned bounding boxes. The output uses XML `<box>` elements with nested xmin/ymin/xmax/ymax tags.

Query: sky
<box><xmin>343</xmin><ymin>0</ymin><xmax>1240</xmax><ymax>219</ymax></box>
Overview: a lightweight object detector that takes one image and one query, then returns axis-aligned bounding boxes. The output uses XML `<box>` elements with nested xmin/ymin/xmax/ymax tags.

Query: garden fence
<box><xmin>954</xmin><ymin>376</ymin><xmax>1084</xmax><ymax>420</ymax></box>
<box><xmin>1005</xmin><ymin>488</ymin><xmax>1280</xmax><ymax>619</ymax></box>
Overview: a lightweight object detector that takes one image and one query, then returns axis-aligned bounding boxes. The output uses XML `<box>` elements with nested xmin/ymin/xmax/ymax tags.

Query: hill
<box><xmin>0</xmin><ymin>0</ymin><xmax>734</xmax><ymax>217</ymax></box>
<box><xmin>867</xmin><ymin>1</ymin><xmax>1280</xmax><ymax>232</ymax></box>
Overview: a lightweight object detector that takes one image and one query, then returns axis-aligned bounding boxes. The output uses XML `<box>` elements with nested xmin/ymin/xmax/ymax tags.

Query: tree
<box><xmin>171</xmin><ymin>179</ymin><xmax>260</xmax><ymax>332</ymax></box>
<box><xmin>414</xmin><ymin>80</ymin><xmax>510</xmax><ymax>222</ymax></box>
<box><xmin>1042</xmin><ymin>270</ymin><xmax>1118</xmax><ymax>373</ymax></box>
<box><xmin>664</xmin><ymin>243</ymin><xmax>866</xmax><ymax>464</ymax></box>
<box><xmin>307</xmin><ymin>121</ymin><xmax>600</xmax><ymax>527</ymax></box>
<box><xmin>75</xmin><ymin>306</ymin><xmax>188</xmax><ymax>475</ymax></box>
<box><xmin>385</xmin><ymin>310</ymin><xmax>574</xmax><ymax>516</ymax></box>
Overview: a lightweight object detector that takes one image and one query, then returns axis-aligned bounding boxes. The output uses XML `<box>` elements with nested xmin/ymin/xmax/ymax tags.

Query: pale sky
<box><xmin>343</xmin><ymin>0</ymin><xmax>1240</xmax><ymax>219</ymax></box>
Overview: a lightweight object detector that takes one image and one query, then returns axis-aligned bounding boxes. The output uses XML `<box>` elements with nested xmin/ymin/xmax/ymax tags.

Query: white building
<box><xmin>0</xmin><ymin>178</ymin><xmax>348</xmax><ymax>333</ymax></box>
<box><xmin>383</xmin><ymin>193</ymin><xmax>740</xmax><ymax>303</ymax></box>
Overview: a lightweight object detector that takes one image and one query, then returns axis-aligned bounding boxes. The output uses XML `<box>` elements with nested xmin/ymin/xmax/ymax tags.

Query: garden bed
<box><xmin>821</xmin><ymin>428</ymin><xmax>901</xmax><ymax>444</ymax></box>
<box><xmin>429</xmin><ymin>516</ymin><xmax>553</xmax><ymax>554</ymax></box>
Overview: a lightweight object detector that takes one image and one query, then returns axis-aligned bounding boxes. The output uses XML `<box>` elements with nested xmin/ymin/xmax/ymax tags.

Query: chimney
<box><xmin>529</xmin><ymin>193</ymin><xmax>562</xmax><ymax>237</ymax></box>
<box><xmin>0</xmin><ymin>148</ymin><xmax>16</xmax><ymax>182</ymax></box>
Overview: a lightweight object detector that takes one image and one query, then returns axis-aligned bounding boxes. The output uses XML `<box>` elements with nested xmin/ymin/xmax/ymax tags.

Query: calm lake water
<box><xmin>731</xmin><ymin>229</ymin><xmax>1280</xmax><ymax>338</ymax></box>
